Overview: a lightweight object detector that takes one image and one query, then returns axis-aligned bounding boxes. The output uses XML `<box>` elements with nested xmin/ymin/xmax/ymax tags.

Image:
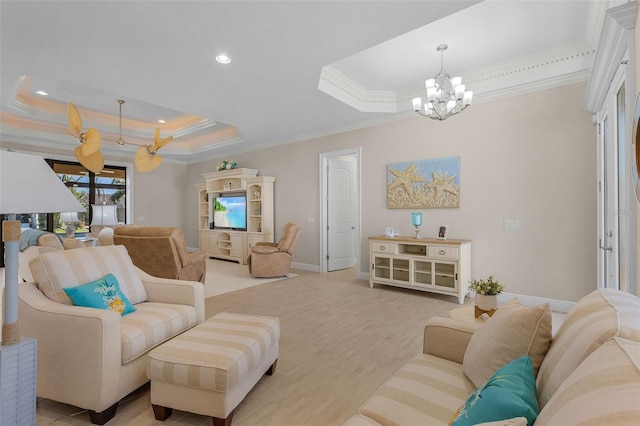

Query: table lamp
<box><xmin>0</xmin><ymin>150</ymin><xmax>85</xmax><ymax>424</ymax></box>
<box><xmin>90</xmin><ymin>204</ymin><xmax>118</xmax><ymax>235</ymax></box>
<box><xmin>60</xmin><ymin>211</ymin><xmax>79</xmax><ymax>238</ymax></box>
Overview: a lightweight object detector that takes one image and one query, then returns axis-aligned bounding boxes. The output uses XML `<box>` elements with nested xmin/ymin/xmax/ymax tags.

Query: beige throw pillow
<box><xmin>463</xmin><ymin>298</ymin><xmax>552</xmax><ymax>387</ymax></box>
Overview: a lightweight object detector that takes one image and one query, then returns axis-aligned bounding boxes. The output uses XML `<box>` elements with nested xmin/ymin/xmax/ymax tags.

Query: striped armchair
<box><xmin>18</xmin><ymin>245</ymin><xmax>204</xmax><ymax>424</ymax></box>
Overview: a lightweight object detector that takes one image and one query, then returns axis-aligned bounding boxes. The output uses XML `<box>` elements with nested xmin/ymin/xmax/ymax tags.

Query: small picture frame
<box><xmin>437</xmin><ymin>225</ymin><xmax>449</xmax><ymax>240</ymax></box>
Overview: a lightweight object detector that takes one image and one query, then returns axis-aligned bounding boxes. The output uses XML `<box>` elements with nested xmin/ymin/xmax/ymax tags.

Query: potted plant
<box><xmin>468</xmin><ymin>275</ymin><xmax>504</xmax><ymax>317</ymax></box>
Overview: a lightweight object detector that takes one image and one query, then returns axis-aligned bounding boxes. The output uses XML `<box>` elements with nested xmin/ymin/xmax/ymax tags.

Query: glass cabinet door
<box><xmin>391</xmin><ymin>258</ymin><xmax>410</xmax><ymax>282</ymax></box>
<box><xmin>372</xmin><ymin>256</ymin><xmax>391</xmax><ymax>280</ymax></box>
<box><xmin>413</xmin><ymin>259</ymin><xmax>433</xmax><ymax>286</ymax></box>
<box><xmin>433</xmin><ymin>262</ymin><xmax>457</xmax><ymax>289</ymax></box>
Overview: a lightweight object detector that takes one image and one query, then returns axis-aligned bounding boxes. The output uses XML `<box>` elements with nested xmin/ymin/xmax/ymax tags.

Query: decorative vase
<box><xmin>474</xmin><ymin>294</ymin><xmax>498</xmax><ymax>318</ymax></box>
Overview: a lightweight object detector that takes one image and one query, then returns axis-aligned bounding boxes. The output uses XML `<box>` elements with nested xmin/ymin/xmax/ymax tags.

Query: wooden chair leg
<box><xmin>152</xmin><ymin>404</ymin><xmax>173</xmax><ymax>421</ymax></box>
<box><xmin>266</xmin><ymin>359</ymin><xmax>278</xmax><ymax>375</ymax></box>
<box><xmin>87</xmin><ymin>402</ymin><xmax>118</xmax><ymax>425</ymax></box>
<box><xmin>213</xmin><ymin>409</ymin><xmax>234</xmax><ymax>426</ymax></box>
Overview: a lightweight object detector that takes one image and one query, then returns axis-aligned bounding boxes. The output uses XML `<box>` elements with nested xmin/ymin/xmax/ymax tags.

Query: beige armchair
<box><xmin>113</xmin><ymin>226</ymin><xmax>206</xmax><ymax>283</ymax></box>
<box><xmin>19</xmin><ymin>245</ymin><xmax>204</xmax><ymax>424</ymax></box>
<box><xmin>248</xmin><ymin>222</ymin><xmax>300</xmax><ymax>278</ymax></box>
<box><xmin>18</xmin><ymin>230</ymin><xmax>86</xmax><ymax>282</ymax></box>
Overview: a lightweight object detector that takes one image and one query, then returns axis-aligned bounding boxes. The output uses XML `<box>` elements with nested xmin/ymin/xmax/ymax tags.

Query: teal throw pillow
<box><xmin>63</xmin><ymin>273</ymin><xmax>137</xmax><ymax>316</ymax></box>
<box><xmin>452</xmin><ymin>356</ymin><xmax>539</xmax><ymax>426</ymax></box>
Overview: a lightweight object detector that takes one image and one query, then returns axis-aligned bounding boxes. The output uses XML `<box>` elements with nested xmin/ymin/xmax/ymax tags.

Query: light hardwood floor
<box><xmin>35</xmin><ymin>267</ymin><xmax>469</xmax><ymax>426</ymax></box>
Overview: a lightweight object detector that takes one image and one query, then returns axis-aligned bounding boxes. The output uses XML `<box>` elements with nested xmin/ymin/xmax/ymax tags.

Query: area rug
<box><xmin>204</xmin><ymin>258</ymin><xmax>297</xmax><ymax>298</ymax></box>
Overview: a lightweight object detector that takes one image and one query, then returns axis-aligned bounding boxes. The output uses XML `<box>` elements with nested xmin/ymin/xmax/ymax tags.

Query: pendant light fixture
<box><xmin>412</xmin><ymin>44</ymin><xmax>473</xmax><ymax>121</ymax></box>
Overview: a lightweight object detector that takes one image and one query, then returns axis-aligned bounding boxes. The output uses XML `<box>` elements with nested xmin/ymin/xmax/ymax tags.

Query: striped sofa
<box><xmin>18</xmin><ymin>245</ymin><xmax>205</xmax><ymax>425</ymax></box>
<box><xmin>344</xmin><ymin>288</ymin><xmax>640</xmax><ymax>425</ymax></box>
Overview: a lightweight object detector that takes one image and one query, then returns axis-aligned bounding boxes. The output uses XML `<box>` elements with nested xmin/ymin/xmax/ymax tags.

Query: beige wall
<box><xmin>130</xmin><ymin>161</ymin><xmax>187</xmax><ymax>227</ymax></box>
<box><xmin>188</xmin><ymin>82</ymin><xmax>596</xmax><ymax>302</ymax></box>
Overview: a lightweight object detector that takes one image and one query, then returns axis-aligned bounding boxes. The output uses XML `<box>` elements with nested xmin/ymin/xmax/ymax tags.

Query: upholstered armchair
<box><xmin>248</xmin><ymin>222</ymin><xmax>300</xmax><ymax>278</ymax></box>
<box><xmin>18</xmin><ymin>229</ymin><xmax>86</xmax><ymax>282</ymax></box>
<box><xmin>113</xmin><ymin>226</ymin><xmax>206</xmax><ymax>283</ymax></box>
<box><xmin>19</xmin><ymin>245</ymin><xmax>204</xmax><ymax>424</ymax></box>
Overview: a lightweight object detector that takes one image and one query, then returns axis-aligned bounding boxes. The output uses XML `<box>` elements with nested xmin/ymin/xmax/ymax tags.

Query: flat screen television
<box><xmin>213</xmin><ymin>192</ymin><xmax>247</xmax><ymax>231</ymax></box>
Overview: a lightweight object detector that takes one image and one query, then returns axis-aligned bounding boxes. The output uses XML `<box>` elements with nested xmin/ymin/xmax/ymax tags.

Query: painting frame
<box><xmin>437</xmin><ymin>225</ymin><xmax>449</xmax><ymax>240</ymax></box>
<box><xmin>387</xmin><ymin>156</ymin><xmax>460</xmax><ymax>208</ymax></box>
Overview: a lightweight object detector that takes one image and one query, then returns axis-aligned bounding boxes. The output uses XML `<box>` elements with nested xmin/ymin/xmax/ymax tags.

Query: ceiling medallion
<box><xmin>412</xmin><ymin>44</ymin><xmax>473</xmax><ymax>121</ymax></box>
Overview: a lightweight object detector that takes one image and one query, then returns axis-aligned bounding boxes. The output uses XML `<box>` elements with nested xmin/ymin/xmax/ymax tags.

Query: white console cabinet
<box><xmin>369</xmin><ymin>236</ymin><xmax>471</xmax><ymax>304</ymax></box>
<box><xmin>196</xmin><ymin>168</ymin><xmax>275</xmax><ymax>264</ymax></box>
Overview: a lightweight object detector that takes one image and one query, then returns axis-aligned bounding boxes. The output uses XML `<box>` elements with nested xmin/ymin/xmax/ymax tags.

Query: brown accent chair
<box><xmin>113</xmin><ymin>226</ymin><xmax>206</xmax><ymax>283</ymax></box>
<box><xmin>248</xmin><ymin>222</ymin><xmax>300</xmax><ymax>278</ymax></box>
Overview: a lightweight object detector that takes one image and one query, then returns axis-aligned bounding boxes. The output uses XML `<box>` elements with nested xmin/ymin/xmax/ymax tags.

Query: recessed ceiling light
<box><xmin>215</xmin><ymin>54</ymin><xmax>231</xmax><ymax>64</ymax></box>
<box><xmin>35</xmin><ymin>90</ymin><xmax>48</xmax><ymax>96</ymax></box>
<box><xmin>157</xmin><ymin>119</ymin><xmax>166</xmax><ymax>124</ymax></box>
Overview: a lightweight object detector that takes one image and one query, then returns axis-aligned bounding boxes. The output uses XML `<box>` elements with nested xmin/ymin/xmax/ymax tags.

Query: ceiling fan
<box><xmin>66</xmin><ymin>100</ymin><xmax>173</xmax><ymax>173</ymax></box>
<box><xmin>66</xmin><ymin>103</ymin><xmax>104</xmax><ymax>174</ymax></box>
<box><xmin>134</xmin><ymin>128</ymin><xmax>173</xmax><ymax>172</ymax></box>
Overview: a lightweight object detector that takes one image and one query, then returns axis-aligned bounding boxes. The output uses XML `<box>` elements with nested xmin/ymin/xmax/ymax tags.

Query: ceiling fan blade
<box><xmin>81</xmin><ymin>127</ymin><xmax>102</xmax><ymax>156</ymax></box>
<box><xmin>152</xmin><ymin>128</ymin><xmax>173</xmax><ymax>151</ymax></box>
<box><xmin>135</xmin><ymin>146</ymin><xmax>163</xmax><ymax>172</ymax></box>
<box><xmin>67</xmin><ymin>103</ymin><xmax>82</xmax><ymax>135</ymax></box>
<box><xmin>154</xmin><ymin>135</ymin><xmax>173</xmax><ymax>151</ymax></box>
<box><xmin>75</xmin><ymin>145</ymin><xmax>104</xmax><ymax>174</ymax></box>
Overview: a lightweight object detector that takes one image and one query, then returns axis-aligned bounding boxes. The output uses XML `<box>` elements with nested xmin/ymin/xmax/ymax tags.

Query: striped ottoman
<box><xmin>147</xmin><ymin>312</ymin><xmax>280</xmax><ymax>426</ymax></box>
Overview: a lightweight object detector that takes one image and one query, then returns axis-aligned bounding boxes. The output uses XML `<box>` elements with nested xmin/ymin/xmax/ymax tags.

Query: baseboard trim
<box><xmin>291</xmin><ymin>262</ymin><xmax>320</xmax><ymax>272</ymax></box>
<box><xmin>498</xmin><ymin>292</ymin><xmax>575</xmax><ymax>313</ymax></box>
<box><xmin>360</xmin><ymin>272</ymin><xmax>575</xmax><ymax>313</ymax></box>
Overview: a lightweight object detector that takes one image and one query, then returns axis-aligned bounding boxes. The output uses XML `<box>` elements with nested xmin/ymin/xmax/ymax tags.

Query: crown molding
<box><xmin>318</xmin><ymin>66</ymin><xmax>399</xmax><ymax>113</ymax></box>
<box><xmin>320</xmin><ymin>42</ymin><xmax>594</xmax><ymax>115</ymax></box>
<box><xmin>584</xmin><ymin>1</ymin><xmax>637</xmax><ymax>112</ymax></box>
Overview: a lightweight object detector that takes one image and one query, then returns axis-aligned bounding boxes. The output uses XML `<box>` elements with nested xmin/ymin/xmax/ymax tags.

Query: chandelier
<box><xmin>412</xmin><ymin>44</ymin><xmax>473</xmax><ymax>121</ymax></box>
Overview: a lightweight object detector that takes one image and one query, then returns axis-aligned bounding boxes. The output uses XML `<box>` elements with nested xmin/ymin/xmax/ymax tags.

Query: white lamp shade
<box><xmin>91</xmin><ymin>204</ymin><xmax>118</xmax><ymax>226</ymax></box>
<box><xmin>463</xmin><ymin>91</ymin><xmax>473</xmax><ymax>105</ymax></box>
<box><xmin>60</xmin><ymin>212</ymin><xmax>79</xmax><ymax>223</ymax></box>
<box><xmin>0</xmin><ymin>151</ymin><xmax>85</xmax><ymax>214</ymax></box>
<box><xmin>412</xmin><ymin>97</ymin><xmax>422</xmax><ymax>111</ymax></box>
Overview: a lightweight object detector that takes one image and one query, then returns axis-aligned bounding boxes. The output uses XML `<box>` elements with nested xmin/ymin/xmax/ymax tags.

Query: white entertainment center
<box><xmin>196</xmin><ymin>168</ymin><xmax>275</xmax><ymax>264</ymax></box>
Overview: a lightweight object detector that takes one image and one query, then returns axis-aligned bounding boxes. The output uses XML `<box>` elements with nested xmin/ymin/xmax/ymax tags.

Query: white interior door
<box><xmin>327</xmin><ymin>157</ymin><xmax>356</xmax><ymax>271</ymax></box>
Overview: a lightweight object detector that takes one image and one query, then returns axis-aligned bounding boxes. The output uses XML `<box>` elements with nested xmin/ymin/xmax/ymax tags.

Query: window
<box><xmin>48</xmin><ymin>160</ymin><xmax>127</xmax><ymax>236</ymax></box>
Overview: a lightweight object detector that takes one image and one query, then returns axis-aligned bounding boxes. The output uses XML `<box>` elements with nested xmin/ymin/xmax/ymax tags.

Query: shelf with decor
<box><xmin>197</xmin><ymin>168</ymin><xmax>275</xmax><ymax>264</ymax></box>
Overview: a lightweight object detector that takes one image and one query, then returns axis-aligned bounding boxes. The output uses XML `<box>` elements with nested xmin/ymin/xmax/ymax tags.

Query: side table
<box><xmin>449</xmin><ymin>306</ymin><xmax>490</xmax><ymax>323</ymax></box>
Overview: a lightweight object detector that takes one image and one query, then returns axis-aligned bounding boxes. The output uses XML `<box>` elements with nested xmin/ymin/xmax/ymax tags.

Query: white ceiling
<box><xmin>0</xmin><ymin>1</ymin><xmax>608</xmax><ymax>165</ymax></box>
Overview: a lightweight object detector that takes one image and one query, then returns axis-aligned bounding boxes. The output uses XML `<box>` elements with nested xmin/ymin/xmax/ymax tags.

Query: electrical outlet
<box><xmin>504</xmin><ymin>219</ymin><xmax>520</xmax><ymax>230</ymax></box>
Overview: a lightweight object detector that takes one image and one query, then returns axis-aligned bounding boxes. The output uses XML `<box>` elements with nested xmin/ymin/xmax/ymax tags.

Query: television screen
<box><xmin>213</xmin><ymin>193</ymin><xmax>247</xmax><ymax>230</ymax></box>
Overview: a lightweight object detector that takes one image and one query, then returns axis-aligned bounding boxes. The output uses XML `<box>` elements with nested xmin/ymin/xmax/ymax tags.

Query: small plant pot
<box><xmin>474</xmin><ymin>294</ymin><xmax>498</xmax><ymax>318</ymax></box>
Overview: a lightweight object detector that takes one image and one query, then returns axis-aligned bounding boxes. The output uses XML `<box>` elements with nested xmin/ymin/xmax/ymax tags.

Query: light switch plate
<box><xmin>504</xmin><ymin>219</ymin><xmax>520</xmax><ymax>229</ymax></box>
